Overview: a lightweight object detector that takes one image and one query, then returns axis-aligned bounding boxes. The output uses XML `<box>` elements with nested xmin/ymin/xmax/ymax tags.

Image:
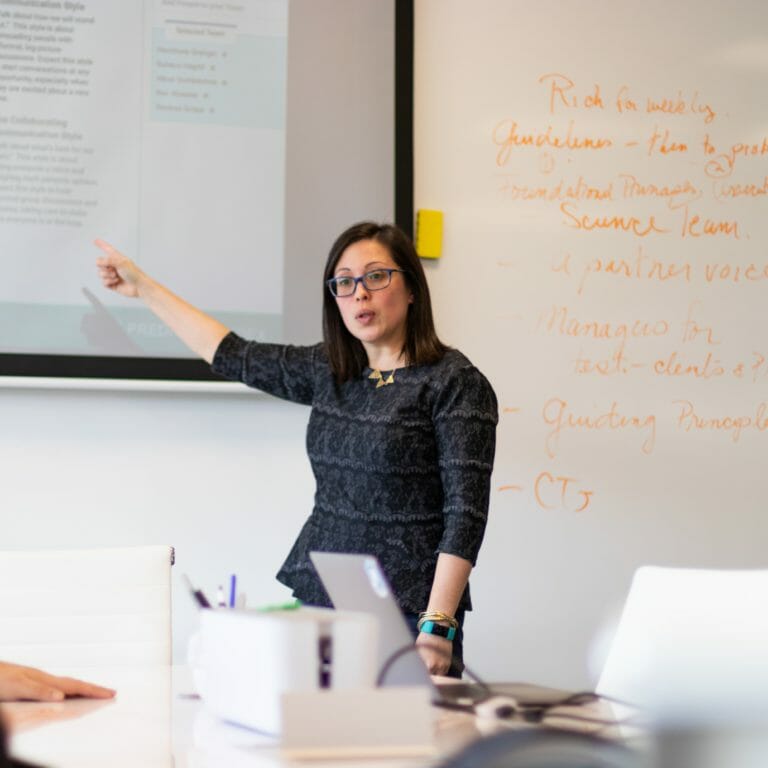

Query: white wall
<box><xmin>0</xmin><ymin>385</ymin><xmax>313</xmax><ymax>662</ymax></box>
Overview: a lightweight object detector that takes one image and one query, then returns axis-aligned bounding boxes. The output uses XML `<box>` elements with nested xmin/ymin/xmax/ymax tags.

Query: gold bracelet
<box><xmin>417</xmin><ymin>611</ymin><xmax>458</xmax><ymax>631</ymax></box>
<box><xmin>419</xmin><ymin>611</ymin><xmax>458</xmax><ymax>626</ymax></box>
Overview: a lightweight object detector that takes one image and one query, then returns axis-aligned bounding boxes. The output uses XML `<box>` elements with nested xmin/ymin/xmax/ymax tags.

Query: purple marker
<box><xmin>229</xmin><ymin>574</ymin><xmax>237</xmax><ymax>608</ymax></box>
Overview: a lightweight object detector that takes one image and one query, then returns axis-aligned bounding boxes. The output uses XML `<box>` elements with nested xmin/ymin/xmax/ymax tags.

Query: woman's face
<box><xmin>332</xmin><ymin>239</ymin><xmax>413</xmax><ymax>359</ymax></box>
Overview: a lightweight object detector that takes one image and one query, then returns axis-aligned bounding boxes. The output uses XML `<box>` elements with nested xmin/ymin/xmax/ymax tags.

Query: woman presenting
<box><xmin>95</xmin><ymin>222</ymin><xmax>497</xmax><ymax>677</ymax></box>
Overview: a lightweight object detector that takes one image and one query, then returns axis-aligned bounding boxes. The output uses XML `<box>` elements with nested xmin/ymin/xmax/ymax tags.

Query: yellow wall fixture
<box><xmin>415</xmin><ymin>209</ymin><xmax>443</xmax><ymax>259</ymax></box>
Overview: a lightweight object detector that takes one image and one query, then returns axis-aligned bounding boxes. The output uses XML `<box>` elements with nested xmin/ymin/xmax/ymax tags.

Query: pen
<box><xmin>216</xmin><ymin>585</ymin><xmax>226</xmax><ymax>607</ymax></box>
<box><xmin>182</xmin><ymin>574</ymin><xmax>211</xmax><ymax>609</ymax></box>
<box><xmin>229</xmin><ymin>574</ymin><xmax>237</xmax><ymax>608</ymax></box>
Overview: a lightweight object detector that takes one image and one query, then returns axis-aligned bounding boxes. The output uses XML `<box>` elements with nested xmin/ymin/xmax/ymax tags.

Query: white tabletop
<box><xmin>2</xmin><ymin>667</ymin><xmax>633</xmax><ymax>768</ymax></box>
<box><xmin>2</xmin><ymin>667</ymin><xmax>475</xmax><ymax>768</ymax></box>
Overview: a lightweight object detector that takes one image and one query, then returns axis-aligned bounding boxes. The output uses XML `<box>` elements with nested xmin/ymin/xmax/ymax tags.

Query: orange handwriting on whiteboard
<box><xmin>619</xmin><ymin>174</ymin><xmax>699</xmax><ymax>206</ymax></box>
<box><xmin>647</xmin><ymin>127</ymin><xmax>688</xmax><ymax>156</ymax></box>
<box><xmin>534</xmin><ymin>472</ymin><xmax>594</xmax><ymax>513</ymax></box>
<box><xmin>681</xmin><ymin>301</ymin><xmax>720</xmax><ymax>346</ymax></box>
<box><xmin>573</xmin><ymin>343</ymin><xmax>643</xmax><ymax>377</ymax></box>
<box><xmin>615</xmin><ymin>85</ymin><xmax>638</xmax><ymax>113</ymax></box>
<box><xmin>537</xmin><ymin>73</ymin><xmax>605</xmax><ymax>113</ymax></box>
<box><xmin>542</xmin><ymin>398</ymin><xmax>657</xmax><ymax>458</ymax></box>
<box><xmin>492</xmin><ymin>120</ymin><xmax>613</xmax><ymax>166</ymax></box>
<box><xmin>560</xmin><ymin>202</ymin><xmax>668</xmax><ymax>237</ymax></box>
<box><xmin>576</xmin><ymin>246</ymin><xmax>692</xmax><ymax>295</ymax></box>
<box><xmin>705</xmin><ymin>137</ymin><xmax>768</xmax><ymax>178</ymax></box>
<box><xmin>498</xmin><ymin>175</ymin><xmax>614</xmax><ymax>203</ymax></box>
<box><xmin>712</xmin><ymin>177</ymin><xmax>768</xmax><ymax>200</ymax></box>
<box><xmin>704</xmin><ymin>261</ymin><xmax>768</xmax><ymax>284</ymax></box>
<box><xmin>536</xmin><ymin>304</ymin><xmax>670</xmax><ymax>342</ymax></box>
<box><xmin>674</xmin><ymin>202</ymin><xmax>741</xmax><ymax>239</ymax></box>
<box><xmin>653</xmin><ymin>350</ymin><xmax>725</xmax><ymax>379</ymax></box>
<box><xmin>645</xmin><ymin>90</ymin><xmax>716</xmax><ymax>123</ymax></box>
<box><xmin>674</xmin><ymin>400</ymin><xmax>768</xmax><ymax>443</ymax></box>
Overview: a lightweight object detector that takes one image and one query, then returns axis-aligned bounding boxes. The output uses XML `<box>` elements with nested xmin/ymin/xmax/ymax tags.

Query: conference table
<box><xmin>1</xmin><ymin>666</ymin><xmax>635</xmax><ymax>768</ymax></box>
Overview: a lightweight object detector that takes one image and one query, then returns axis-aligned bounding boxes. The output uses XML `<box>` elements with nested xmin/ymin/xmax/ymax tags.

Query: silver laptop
<box><xmin>309</xmin><ymin>550</ymin><xmax>434</xmax><ymax>689</ymax></box>
<box><xmin>310</xmin><ymin>551</ymin><xmax>576</xmax><ymax>711</ymax></box>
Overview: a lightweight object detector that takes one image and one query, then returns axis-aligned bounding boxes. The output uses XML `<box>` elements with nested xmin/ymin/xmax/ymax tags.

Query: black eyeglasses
<box><xmin>326</xmin><ymin>268</ymin><xmax>406</xmax><ymax>298</ymax></box>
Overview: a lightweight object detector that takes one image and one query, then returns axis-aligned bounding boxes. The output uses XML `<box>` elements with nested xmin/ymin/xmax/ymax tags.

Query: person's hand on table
<box><xmin>0</xmin><ymin>662</ymin><xmax>116</xmax><ymax>702</ymax></box>
<box><xmin>416</xmin><ymin>632</ymin><xmax>454</xmax><ymax>676</ymax></box>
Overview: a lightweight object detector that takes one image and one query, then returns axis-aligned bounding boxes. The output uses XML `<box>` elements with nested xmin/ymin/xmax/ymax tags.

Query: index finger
<box><xmin>93</xmin><ymin>238</ymin><xmax>119</xmax><ymax>256</ymax></box>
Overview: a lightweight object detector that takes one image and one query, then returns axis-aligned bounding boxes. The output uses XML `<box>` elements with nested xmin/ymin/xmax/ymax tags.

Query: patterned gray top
<box><xmin>212</xmin><ymin>332</ymin><xmax>498</xmax><ymax>613</ymax></box>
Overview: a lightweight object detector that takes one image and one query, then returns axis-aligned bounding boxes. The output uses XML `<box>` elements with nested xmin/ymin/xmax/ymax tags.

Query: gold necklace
<box><xmin>368</xmin><ymin>368</ymin><xmax>395</xmax><ymax>388</ymax></box>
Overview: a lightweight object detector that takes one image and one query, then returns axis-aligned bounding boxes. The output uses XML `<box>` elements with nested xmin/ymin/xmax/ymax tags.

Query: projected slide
<box><xmin>0</xmin><ymin>0</ymin><xmax>287</xmax><ymax>357</ymax></box>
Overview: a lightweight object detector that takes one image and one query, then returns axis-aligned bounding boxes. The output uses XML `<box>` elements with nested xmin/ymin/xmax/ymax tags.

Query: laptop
<box><xmin>310</xmin><ymin>551</ymin><xmax>436</xmax><ymax>689</ymax></box>
<box><xmin>309</xmin><ymin>551</ymin><xmax>573</xmax><ymax>710</ymax></box>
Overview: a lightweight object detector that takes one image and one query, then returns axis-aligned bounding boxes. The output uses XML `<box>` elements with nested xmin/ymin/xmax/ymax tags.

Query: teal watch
<box><xmin>419</xmin><ymin>620</ymin><xmax>456</xmax><ymax>641</ymax></box>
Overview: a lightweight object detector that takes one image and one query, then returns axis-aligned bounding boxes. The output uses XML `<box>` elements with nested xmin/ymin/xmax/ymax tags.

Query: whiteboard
<box><xmin>415</xmin><ymin>0</ymin><xmax>768</xmax><ymax>687</ymax></box>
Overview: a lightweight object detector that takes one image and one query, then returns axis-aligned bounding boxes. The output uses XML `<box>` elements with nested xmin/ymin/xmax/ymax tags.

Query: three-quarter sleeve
<box><xmin>432</xmin><ymin>364</ymin><xmax>498</xmax><ymax>564</ymax></box>
<box><xmin>211</xmin><ymin>331</ymin><xmax>320</xmax><ymax>405</ymax></box>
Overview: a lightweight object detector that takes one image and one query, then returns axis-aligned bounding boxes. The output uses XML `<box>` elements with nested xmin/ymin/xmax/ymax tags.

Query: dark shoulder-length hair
<box><xmin>322</xmin><ymin>221</ymin><xmax>447</xmax><ymax>383</ymax></box>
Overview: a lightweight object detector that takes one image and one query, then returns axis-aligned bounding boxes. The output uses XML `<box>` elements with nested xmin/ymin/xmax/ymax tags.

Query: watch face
<box><xmin>422</xmin><ymin>620</ymin><xmax>455</xmax><ymax>640</ymax></box>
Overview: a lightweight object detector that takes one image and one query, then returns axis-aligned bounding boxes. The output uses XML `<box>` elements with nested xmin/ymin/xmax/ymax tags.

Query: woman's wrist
<box><xmin>133</xmin><ymin>269</ymin><xmax>155</xmax><ymax>300</ymax></box>
<box><xmin>416</xmin><ymin>630</ymin><xmax>452</xmax><ymax>647</ymax></box>
<box><xmin>417</xmin><ymin>610</ymin><xmax>458</xmax><ymax>641</ymax></box>
<box><xmin>418</xmin><ymin>620</ymin><xmax>456</xmax><ymax>641</ymax></box>
<box><xmin>417</xmin><ymin>610</ymin><xmax>459</xmax><ymax>630</ymax></box>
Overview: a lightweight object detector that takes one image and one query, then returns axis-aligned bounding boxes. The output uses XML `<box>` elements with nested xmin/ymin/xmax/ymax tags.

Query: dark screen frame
<box><xmin>0</xmin><ymin>0</ymin><xmax>414</xmax><ymax>382</ymax></box>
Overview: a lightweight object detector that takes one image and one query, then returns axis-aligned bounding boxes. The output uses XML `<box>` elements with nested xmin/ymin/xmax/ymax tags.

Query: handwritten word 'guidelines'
<box><xmin>492</xmin><ymin>118</ymin><xmax>768</xmax><ymax>171</ymax></box>
<box><xmin>541</xmin><ymin>398</ymin><xmax>768</xmax><ymax>459</ymax></box>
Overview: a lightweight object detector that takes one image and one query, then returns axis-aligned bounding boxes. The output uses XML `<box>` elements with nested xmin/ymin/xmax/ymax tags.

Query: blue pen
<box><xmin>229</xmin><ymin>574</ymin><xmax>237</xmax><ymax>608</ymax></box>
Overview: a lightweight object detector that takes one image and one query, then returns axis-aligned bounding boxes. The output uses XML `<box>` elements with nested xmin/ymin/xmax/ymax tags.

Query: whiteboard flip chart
<box><xmin>415</xmin><ymin>0</ymin><xmax>768</xmax><ymax>686</ymax></box>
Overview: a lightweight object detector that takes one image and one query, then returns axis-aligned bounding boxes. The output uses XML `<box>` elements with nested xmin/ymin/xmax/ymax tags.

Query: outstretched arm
<box><xmin>94</xmin><ymin>239</ymin><xmax>230</xmax><ymax>364</ymax></box>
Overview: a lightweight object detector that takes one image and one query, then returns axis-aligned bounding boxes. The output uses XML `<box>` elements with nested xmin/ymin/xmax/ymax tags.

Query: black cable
<box><xmin>540</xmin><ymin>711</ymin><xmax>646</xmax><ymax>728</ymax></box>
<box><xmin>376</xmin><ymin>642</ymin><xmax>423</xmax><ymax>686</ymax></box>
<box><xmin>376</xmin><ymin>642</ymin><xmax>487</xmax><ymax>698</ymax></box>
<box><xmin>375</xmin><ymin>646</ymin><xmax>642</xmax><ymax>731</ymax></box>
<box><xmin>431</xmin><ymin>699</ymin><xmax>478</xmax><ymax>713</ymax></box>
<box><xmin>551</xmin><ymin>690</ymin><xmax>601</xmax><ymax>707</ymax></box>
<box><xmin>440</xmin><ymin>668</ymin><xmax>647</xmax><ymax>730</ymax></box>
<box><xmin>553</xmin><ymin>689</ymin><xmax>642</xmax><ymax>710</ymax></box>
<box><xmin>525</xmin><ymin>693</ymin><xmax>649</xmax><ymax>737</ymax></box>
<box><xmin>459</xmin><ymin>662</ymin><xmax>494</xmax><ymax>699</ymax></box>
<box><xmin>430</xmin><ymin>661</ymin><xmax>495</xmax><ymax>711</ymax></box>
